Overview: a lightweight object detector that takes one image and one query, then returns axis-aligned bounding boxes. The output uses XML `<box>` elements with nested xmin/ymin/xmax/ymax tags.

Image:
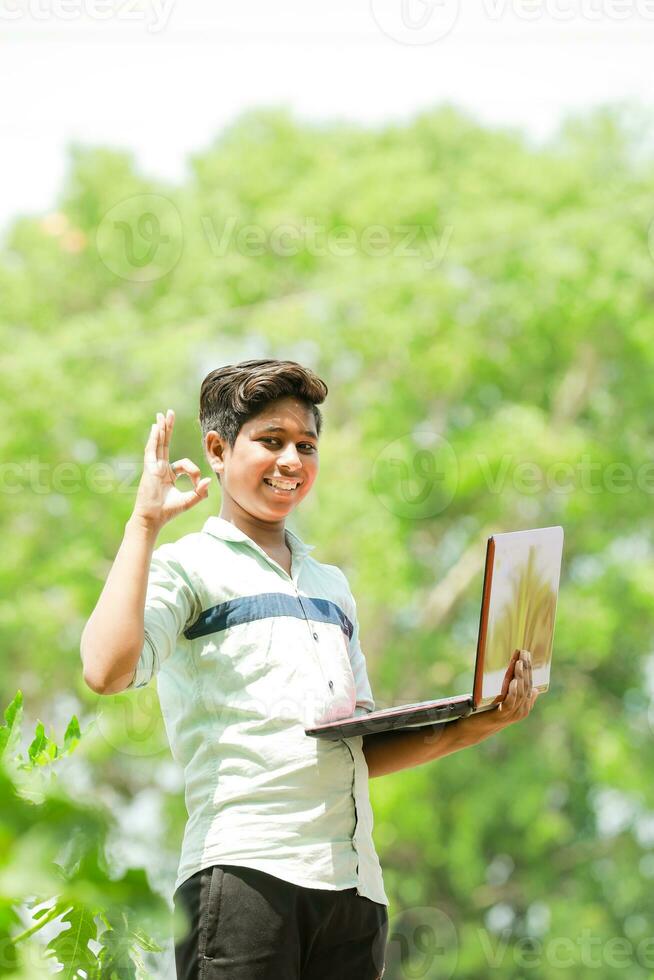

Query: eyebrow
<box><xmin>258</xmin><ymin>424</ymin><xmax>318</xmax><ymax>439</ymax></box>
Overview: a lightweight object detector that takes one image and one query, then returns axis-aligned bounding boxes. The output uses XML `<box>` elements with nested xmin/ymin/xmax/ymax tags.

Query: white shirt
<box><xmin>127</xmin><ymin>515</ymin><xmax>388</xmax><ymax>906</ymax></box>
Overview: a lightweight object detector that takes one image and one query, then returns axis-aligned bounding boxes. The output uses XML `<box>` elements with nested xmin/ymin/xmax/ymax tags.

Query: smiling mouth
<box><xmin>263</xmin><ymin>478</ymin><xmax>302</xmax><ymax>494</ymax></box>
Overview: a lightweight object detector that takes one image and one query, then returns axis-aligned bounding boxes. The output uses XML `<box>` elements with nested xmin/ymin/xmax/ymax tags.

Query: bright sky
<box><xmin>2</xmin><ymin>0</ymin><xmax>654</xmax><ymax>236</ymax></box>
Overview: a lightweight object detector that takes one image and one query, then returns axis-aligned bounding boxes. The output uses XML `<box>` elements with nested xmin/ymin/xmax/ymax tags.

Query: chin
<box><xmin>264</xmin><ymin>498</ymin><xmax>297</xmax><ymax>511</ymax></box>
<box><xmin>253</xmin><ymin>491</ymin><xmax>296</xmax><ymax>513</ymax></box>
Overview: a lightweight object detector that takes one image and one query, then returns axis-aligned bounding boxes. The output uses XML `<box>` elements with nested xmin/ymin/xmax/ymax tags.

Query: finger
<box><xmin>159</xmin><ymin>413</ymin><xmax>167</xmax><ymax>461</ymax></box>
<box><xmin>525</xmin><ymin>649</ymin><xmax>533</xmax><ymax>692</ymax></box>
<box><xmin>163</xmin><ymin>408</ymin><xmax>173</xmax><ymax>459</ymax></box>
<box><xmin>170</xmin><ymin>460</ymin><xmax>210</xmax><ymax>496</ymax></box>
<box><xmin>502</xmin><ymin>677</ymin><xmax>518</xmax><ymax>713</ymax></box>
<box><xmin>522</xmin><ymin>660</ymin><xmax>531</xmax><ymax>706</ymax></box>
<box><xmin>170</xmin><ymin>459</ymin><xmax>201</xmax><ymax>480</ymax></box>
<box><xmin>179</xmin><ymin>480</ymin><xmax>211</xmax><ymax>510</ymax></box>
<box><xmin>522</xmin><ymin>649</ymin><xmax>533</xmax><ymax>704</ymax></box>
<box><xmin>515</xmin><ymin>657</ymin><xmax>526</xmax><ymax>701</ymax></box>
<box><xmin>145</xmin><ymin>423</ymin><xmax>157</xmax><ymax>465</ymax></box>
<box><xmin>500</xmin><ymin>650</ymin><xmax>520</xmax><ymax>699</ymax></box>
<box><xmin>155</xmin><ymin>412</ymin><xmax>164</xmax><ymax>461</ymax></box>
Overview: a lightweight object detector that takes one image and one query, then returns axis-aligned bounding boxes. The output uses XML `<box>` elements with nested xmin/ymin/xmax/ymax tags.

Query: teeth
<box><xmin>265</xmin><ymin>479</ymin><xmax>299</xmax><ymax>490</ymax></box>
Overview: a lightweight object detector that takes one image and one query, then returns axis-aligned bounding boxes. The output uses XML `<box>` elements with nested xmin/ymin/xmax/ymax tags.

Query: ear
<box><xmin>204</xmin><ymin>431</ymin><xmax>226</xmax><ymax>476</ymax></box>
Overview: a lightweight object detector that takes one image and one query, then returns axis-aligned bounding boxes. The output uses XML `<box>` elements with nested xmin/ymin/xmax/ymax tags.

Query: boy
<box><xmin>80</xmin><ymin>358</ymin><xmax>537</xmax><ymax>980</ymax></box>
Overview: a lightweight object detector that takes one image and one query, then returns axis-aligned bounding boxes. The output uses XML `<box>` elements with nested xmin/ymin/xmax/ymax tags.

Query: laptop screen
<box><xmin>473</xmin><ymin>526</ymin><xmax>564</xmax><ymax>709</ymax></box>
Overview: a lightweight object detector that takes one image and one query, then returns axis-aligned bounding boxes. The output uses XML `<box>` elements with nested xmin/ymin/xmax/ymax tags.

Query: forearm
<box><xmin>362</xmin><ymin>709</ymin><xmax>501</xmax><ymax>778</ymax></box>
<box><xmin>80</xmin><ymin>516</ymin><xmax>160</xmax><ymax>693</ymax></box>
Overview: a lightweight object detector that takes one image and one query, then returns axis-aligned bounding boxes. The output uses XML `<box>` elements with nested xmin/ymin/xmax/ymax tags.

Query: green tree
<box><xmin>3</xmin><ymin>101</ymin><xmax>654</xmax><ymax>978</ymax></box>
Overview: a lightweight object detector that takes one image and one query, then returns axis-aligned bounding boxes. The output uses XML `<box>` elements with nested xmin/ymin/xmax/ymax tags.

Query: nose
<box><xmin>278</xmin><ymin>443</ymin><xmax>302</xmax><ymax>471</ymax></box>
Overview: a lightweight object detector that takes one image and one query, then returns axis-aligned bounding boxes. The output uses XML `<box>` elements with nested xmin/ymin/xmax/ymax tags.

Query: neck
<box><xmin>217</xmin><ymin>499</ymin><xmax>288</xmax><ymax>552</ymax></box>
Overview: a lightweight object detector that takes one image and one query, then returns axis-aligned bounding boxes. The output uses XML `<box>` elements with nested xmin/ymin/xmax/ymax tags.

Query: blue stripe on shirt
<box><xmin>183</xmin><ymin>592</ymin><xmax>354</xmax><ymax>642</ymax></box>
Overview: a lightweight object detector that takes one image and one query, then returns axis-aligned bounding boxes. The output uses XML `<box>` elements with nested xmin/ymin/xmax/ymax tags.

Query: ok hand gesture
<box><xmin>132</xmin><ymin>409</ymin><xmax>212</xmax><ymax>532</ymax></box>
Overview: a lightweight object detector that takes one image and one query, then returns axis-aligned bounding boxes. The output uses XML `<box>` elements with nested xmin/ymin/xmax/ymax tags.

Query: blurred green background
<box><xmin>2</xmin><ymin>102</ymin><xmax>654</xmax><ymax>978</ymax></box>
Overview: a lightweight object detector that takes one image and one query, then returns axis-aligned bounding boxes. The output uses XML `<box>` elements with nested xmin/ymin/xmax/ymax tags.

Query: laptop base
<box><xmin>305</xmin><ymin>695</ymin><xmax>474</xmax><ymax>740</ymax></box>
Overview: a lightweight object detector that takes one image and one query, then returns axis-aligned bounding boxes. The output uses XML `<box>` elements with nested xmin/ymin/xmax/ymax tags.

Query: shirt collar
<box><xmin>202</xmin><ymin>515</ymin><xmax>316</xmax><ymax>558</ymax></box>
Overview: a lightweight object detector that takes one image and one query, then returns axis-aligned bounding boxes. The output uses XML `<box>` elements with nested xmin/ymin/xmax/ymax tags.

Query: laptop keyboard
<box><xmin>380</xmin><ymin>695</ymin><xmax>470</xmax><ymax>712</ymax></box>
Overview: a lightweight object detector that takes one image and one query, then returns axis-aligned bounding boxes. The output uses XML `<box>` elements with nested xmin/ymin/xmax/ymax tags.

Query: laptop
<box><xmin>305</xmin><ymin>525</ymin><xmax>564</xmax><ymax>740</ymax></box>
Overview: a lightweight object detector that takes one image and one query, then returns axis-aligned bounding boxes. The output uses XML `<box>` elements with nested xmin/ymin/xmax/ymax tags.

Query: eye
<box><xmin>260</xmin><ymin>438</ymin><xmax>316</xmax><ymax>452</ymax></box>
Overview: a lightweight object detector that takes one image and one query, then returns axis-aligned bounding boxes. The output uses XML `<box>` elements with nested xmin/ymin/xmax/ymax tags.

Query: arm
<box><xmin>362</xmin><ymin>649</ymin><xmax>538</xmax><ymax>778</ymax></box>
<box><xmin>80</xmin><ymin>409</ymin><xmax>210</xmax><ymax>695</ymax></box>
<box><xmin>80</xmin><ymin>517</ymin><xmax>159</xmax><ymax>694</ymax></box>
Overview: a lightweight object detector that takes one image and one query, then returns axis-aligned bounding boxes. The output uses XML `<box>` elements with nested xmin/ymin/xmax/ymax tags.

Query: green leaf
<box><xmin>62</xmin><ymin>715</ymin><xmax>81</xmax><ymax>756</ymax></box>
<box><xmin>44</xmin><ymin>904</ymin><xmax>98</xmax><ymax>979</ymax></box>
<box><xmin>89</xmin><ymin>918</ymin><xmax>137</xmax><ymax>980</ymax></box>
<box><xmin>129</xmin><ymin>925</ymin><xmax>165</xmax><ymax>954</ymax></box>
<box><xmin>0</xmin><ymin>691</ymin><xmax>23</xmax><ymax>763</ymax></box>
<box><xmin>26</xmin><ymin>720</ymin><xmax>61</xmax><ymax>769</ymax></box>
<box><xmin>31</xmin><ymin>904</ymin><xmax>57</xmax><ymax>921</ymax></box>
<box><xmin>28</xmin><ymin>721</ymin><xmax>47</xmax><ymax>762</ymax></box>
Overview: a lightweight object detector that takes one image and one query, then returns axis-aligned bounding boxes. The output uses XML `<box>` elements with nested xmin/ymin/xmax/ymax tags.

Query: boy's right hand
<box><xmin>131</xmin><ymin>409</ymin><xmax>212</xmax><ymax>532</ymax></box>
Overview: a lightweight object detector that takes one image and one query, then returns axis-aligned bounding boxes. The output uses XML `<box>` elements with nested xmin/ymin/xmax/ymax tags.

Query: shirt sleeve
<box><xmin>127</xmin><ymin>543</ymin><xmax>200</xmax><ymax>690</ymax></box>
<box><xmin>339</xmin><ymin>574</ymin><xmax>376</xmax><ymax>716</ymax></box>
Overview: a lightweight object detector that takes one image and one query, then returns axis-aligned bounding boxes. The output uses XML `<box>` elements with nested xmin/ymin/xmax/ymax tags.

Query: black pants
<box><xmin>173</xmin><ymin>863</ymin><xmax>388</xmax><ymax>979</ymax></box>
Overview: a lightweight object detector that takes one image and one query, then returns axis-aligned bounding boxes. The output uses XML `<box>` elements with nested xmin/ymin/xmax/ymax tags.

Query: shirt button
<box><xmin>312</xmin><ymin>632</ymin><xmax>318</xmax><ymax>640</ymax></box>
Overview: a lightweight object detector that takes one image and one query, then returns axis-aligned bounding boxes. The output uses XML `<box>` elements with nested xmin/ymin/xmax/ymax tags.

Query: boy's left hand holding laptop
<box><xmin>364</xmin><ymin>649</ymin><xmax>540</xmax><ymax>778</ymax></box>
<box><xmin>461</xmin><ymin>648</ymin><xmax>540</xmax><ymax>741</ymax></box>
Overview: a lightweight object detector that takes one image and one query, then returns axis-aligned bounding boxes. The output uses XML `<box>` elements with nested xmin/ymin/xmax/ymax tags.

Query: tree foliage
<box><xmin>3</xmin><ymin>101</ymin><xmax>654</xmax><ymax>977</ymax></box>
<box><xmin>0</xmin><ymin>692</ymin><xmax>172</xmax><ymax>978</ymax></box>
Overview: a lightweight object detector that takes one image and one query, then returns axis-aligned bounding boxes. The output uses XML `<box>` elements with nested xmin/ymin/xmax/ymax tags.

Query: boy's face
<box><xmin>205</xmin><ymin>396</ymin><xmax>319</xmax><ymax>521</ymax></box>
